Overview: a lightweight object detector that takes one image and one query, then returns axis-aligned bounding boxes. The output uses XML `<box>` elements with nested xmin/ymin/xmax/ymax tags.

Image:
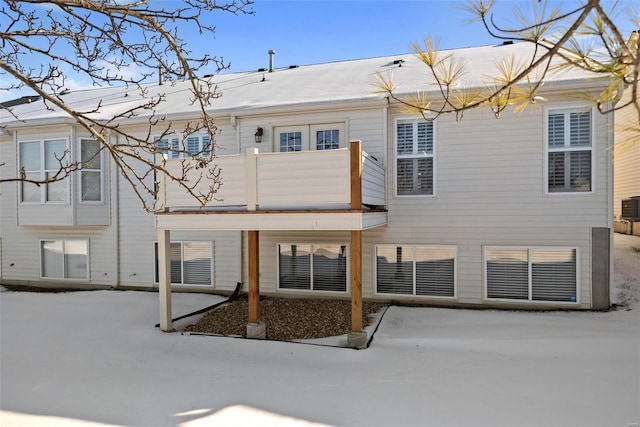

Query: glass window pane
<box><xmin>183</xmin><ymin>242</ymin><xmax>212</xmax><ymax>285</ymax></box>
<box><xmin>42</xmin><ymin>240</ymin><xmax>64</xmax><ymax>278</ymax></box>
<box><xmin>45</xmin><ymin>172</ymin><xmax>67</xmax><ymax>202</ymax></box>
<box><xmin>376</xmin><ymin>245</ymin><xmax>413</xmax><ymax>295</ymax></box>
<box><xmin>19</xmin><ymin>141</ymin><xmax>41</xmax><ymax>171</ymax></box>
<box><xmin>312</xmin><ymin>245</ymin><xmax>347</xmax><ymax>291</ymax></box>
<box><xmin>64</xmin><ymin>240</ymin><xmax>88</xmax><ymax>279</ymax></box>
<box><xmin>548</xmin><ymin>152</ymin><xmax>566</xmax><ymax>192</ymax></box>
<box><xmin>397</xmin><ymin>158</ymin><xmax>433</xmax><ymax>195</ymax></box>
<box><xmin>81</xmin><ymin>171</ymin><xmax>101</xmax><ymax>202</ymax></box>
<box><xmin>548</xmin><ymin>113</ymin><xmax>565</xmax><ymax>148</ymax></box>
<box><xmin>416</xmin><ymin>247</ymin><xmax>454</xmax><ymax>297</ymax></box>
<box><xmin>417</xmin><ymin>122</ymin><xmax>433</xmax><ymax>154</ymax></box>
<box><xmin>316</xmin><ymin>130</ymin><xmax>340</xmax><ymax>150</ymax></box>
<box><xmin>569</xmin><ymin>111</ymin><xmax>591</xmax><ymax>147</ymax></box>
<box><xmin>21</xmin><ymin>172</ymin><xmax>41</xmax><ymax>202</ymax></box>
<box><xmin>397</xmin><ymin>122</ymin><xmax>414</xmax><ymax>155</ymax></box>
<box><xmin>187</xmin><ymin>136</ymin><xmax>200</xmax><ymax>155</ymax></box>
<box><xmin>81</xmin><ymin>139</ymin><xmax>101</xmax><ymax>169</ymax></box>
<box><xmin>532</xmin><ymin>249</ymin><xmax>576</xmax><ymax>302</ymax></box>
<box><xmin>280</xmin><ymin>132</ymin><xmax>302</xmax><ymax>152</ymax></box>
<box><xmin>569</xmin><ymin>151</ymin><xmax>591</xmax><ymax>191</ymax></box>
<box><xmin>486</xmin><ymin>248</ymin><xmax>529</xmax><ymax>300</ymax></box>
<box><xmin>279</xmin><ymin>244</ymin><xmax>311</xmax><ymax>289</ymax></box>
<box><xmin>170</xmin><ymin>243</ymin><xmax>182</xmax><ymax>284</ymax></box>
<box><xmin>44</xmin><ymin>139</ymin><xmax>68</xmax><ymax>170</ymax></box>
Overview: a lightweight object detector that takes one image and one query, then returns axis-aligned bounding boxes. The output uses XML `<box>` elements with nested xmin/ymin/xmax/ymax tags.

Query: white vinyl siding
<box><xmin>19</xmin><ymin>139</ymin><xmax>69</xmax><ymax>203</ymax></box>
<box><xmin>395</xmin><ymin>119</ymin><xmax>434</xmax><ymax>196</ymax></box>
<box><xmin>278</xmin><ymin>243</ymin><xmax>348</xmax><ymax>292</ymax></box>
<box><xmin>154</xmin><ymin>241</ymin><xmax>213</xmax><ymax>286</ymax></box>
<box><xmin>40</xmin><ymin>239</ymin><xmax>88</xmax><ymax>280</ymax></box>
<box><xmin>79</xmin><ymin>138</ymin><xmax>102</xmax><ymax>202</ymax></box>
<box><xmin>376</xmin><ymin>245</ymin><xmax>455</xmax><ymax>297</ymax></box>
<box><xmin>546</xmin><ymin>108</ymin><xmax>593</xmax><ymax>193</ymax></box>
<box><xmin>485</xmin><ymin>247</ymin><xmax>578</xmax><ymax>303</ymax></box>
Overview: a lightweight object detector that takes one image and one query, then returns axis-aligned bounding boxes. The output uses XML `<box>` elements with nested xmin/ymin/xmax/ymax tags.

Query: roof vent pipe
<box><xmin>268</xmin><ymin>49</ymin><xmax>275</xmax><ymax>72</ymax></box>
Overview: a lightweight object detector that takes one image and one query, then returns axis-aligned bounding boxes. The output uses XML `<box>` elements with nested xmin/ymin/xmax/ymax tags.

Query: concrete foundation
<box><xmin>347</xmin><ymin>331</ymin><xmax>368</xmax><ymax>349</ymax></box>
<box><xmin>246</xmin><ymin>321</ymin><xmax>266</xmax><ymax>339</ymax></box>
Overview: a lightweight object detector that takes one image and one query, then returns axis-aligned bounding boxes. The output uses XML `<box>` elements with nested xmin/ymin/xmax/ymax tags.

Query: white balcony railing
<box><xmin>159</xmin><ymin>140</ymin><xmax>385</xmax><ymax>211</ymax></box>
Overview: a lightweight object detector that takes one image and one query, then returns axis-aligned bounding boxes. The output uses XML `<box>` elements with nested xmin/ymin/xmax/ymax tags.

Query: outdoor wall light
<box><xmin>255</xmin><ymin>127</ymin><xmax>264</xmax><ymax>143</ymax></box>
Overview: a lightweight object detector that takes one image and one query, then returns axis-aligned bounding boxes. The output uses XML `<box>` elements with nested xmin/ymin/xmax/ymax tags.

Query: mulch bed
<box><xmin>184</xmin><ymin>296</ymin><xmax>388</xmax><ymax>341</ymax></box>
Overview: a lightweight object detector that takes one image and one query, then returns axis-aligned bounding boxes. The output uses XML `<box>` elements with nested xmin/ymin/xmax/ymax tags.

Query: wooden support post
<box><xmin>351</xmin><ymin>229</ymin><xmax>362</xmax><ymax>333</ymax></box>
<box><xmin>350</xmin><ymin>140</ymin><xmax>362</xmax><ymax>210</ymax></box>
<box><xmin>248</xmin><ymin>230</ymin><xmax>260</xmax><ymax>324</ymax></box>
<box><xmin>158</xmin><ymin>229</ymin><xmax>173</xmax><ymax>332</ymax></box>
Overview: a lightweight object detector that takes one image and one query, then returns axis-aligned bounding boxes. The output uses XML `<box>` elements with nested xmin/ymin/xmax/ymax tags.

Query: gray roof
<box><xmin>1</xmin><ymin>42</ymin><xmax>606</xmax><ymax>126</ymax></box>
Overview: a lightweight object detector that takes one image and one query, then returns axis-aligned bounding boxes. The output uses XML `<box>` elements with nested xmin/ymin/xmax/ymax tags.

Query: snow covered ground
<box><xmin>1</xmin><ymin>234</ymin><xmax>639</xmax><ymax>427</ymax></box>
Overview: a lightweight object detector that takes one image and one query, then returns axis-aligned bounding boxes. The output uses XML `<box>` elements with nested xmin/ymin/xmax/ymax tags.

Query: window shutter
<box><xmin>548</xmin><ymin>113</ymin><xmax>565</xmax><ymax>147</ymax></box>
<box><xmin>569</xmin><ymin>111</ymin><xmax>591</xmax><ymax>146</ymax></box>
<box><xmin>182</xmin><ymin>242</ymin><xmax>212</xmax><ymax>285</ymax></box>
<box><xmin>569</xmin><ymin>151</ymin><xmax>591</xmax><ymax>191</ymax></box>
<box><xmin>416</xmin><ymin>122</ymin><xmax>433</xmax><ymax>154</ymax></box>
<box><xmin>376</xmin><ymin>245</ymin><xmax>414</xmax><ymax>295</ymax></box>
<box><xmin>486</xmin><ymin>248</ymin><xmax>529</xmax><ymax>300</ymax></box>
<box><xmin>396</xmin><ymin>122</ymin><xmax>414</xmax><ymax>154</ymax></box>
<box><xmin>531</xmin><ymin>249</ymin><xmax>577</xmax><ymax>302</ymax></box>
<box><xmin>170</xmin><ymin>243</ymin><xmax>182</xmax><ymax>284</ymax></box>
<box><xmin>415</xmin><ymin>247</ymin><xmax>455</xmax><ymax>297</ymax></box>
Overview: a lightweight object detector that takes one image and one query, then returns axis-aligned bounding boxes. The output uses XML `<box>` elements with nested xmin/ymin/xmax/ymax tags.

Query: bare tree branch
<box><xmin>1</xmin><ymin>0</ymin><xmax>253</xmax><ymax>211</ymax></box>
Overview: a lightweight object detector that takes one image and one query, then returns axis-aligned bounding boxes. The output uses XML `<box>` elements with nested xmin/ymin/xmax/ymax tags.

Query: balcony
<box><xmin>155</xmin><ymin>140</ymin><xmax>387</xmax><ymax>231</ymax></box>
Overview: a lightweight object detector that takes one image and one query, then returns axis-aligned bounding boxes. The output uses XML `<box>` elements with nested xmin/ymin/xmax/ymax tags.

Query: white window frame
<box><xmin>18</xmin><ymin>139</ymin><xmax>70</xmax><ymax>204</ymax></box>
<box><xmin>78</xmin><ymin>138</ymin><xmax>104</xmax><ymax>204</ymax></box>
<box><xmin>543</xmin><ymin>106</ymin><xmax>595</xmax><ymax>195</ymax></box>
<box><xmin>483</xmin><ymin>245</ymin><xmax>580</xmax><ymax>304</ymax></box>
<box><xmin>273</xmin><ymin>123</ymin><xmax>346</xmax><ymax>152</ymax></box>
<box><xmin>277</xmin><ymin>243</ymin><xmax>349</xmax><ymax>293</ymax></box>
<box><xmin>153</xmin><ymin>241</ymin><xmax>214</xmax><ymax>287</ymax></box>
<box><xmin>374</xmin><ymin>244</ymin><xmax>457</xmax><ymax>298</ymax></box>
<box><xmin>394</xmin><ymin>117</ymin><xmax>436</xmax><ymax>197</ymax></box>
<box><xmin>40</xmin><ymin>239</ymin><xmax>89</xmax><ymax>280</ymax></box>
<box><xmin>155</xmin><ymin>134</ymin><xmax>212</xmax><ymax>160</ymax></box>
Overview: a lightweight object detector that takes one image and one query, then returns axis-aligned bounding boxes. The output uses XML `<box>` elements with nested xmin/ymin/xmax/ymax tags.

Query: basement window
<box><xmin>278</xmin><ymin>243</ymin><xmax>348</xmax><ymax>292</ymax></box>
<box><xmin>485</xmin><ymin>247</ymin><xmax>578</xmax><ymax>302</ymax></box>
<box><xmin>376</xmin><ymin>245</ymin><xmax>456</xmax><ymax>297</ymax></box>
<box><xmin>154</xmin><ymin>241</ymin><xmax>213</xmax><ymax>286</ymax></box>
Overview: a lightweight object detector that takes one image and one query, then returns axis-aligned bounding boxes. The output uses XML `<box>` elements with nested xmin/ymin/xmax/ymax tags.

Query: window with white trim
<box><xmin>396</xmin><ymin>119</ymin><xmax>434</xmax><ymax>196</ymax></box>
<box><xmin>485</xmin><ymin>247</ymin><xmax>578</xmax><ymax>302</ymax></box>
<box><xmin>157</xmin><ymin>134</ymin><xmax>212</xmax><ymax>159</ymax></box>
<box><xmin>275</xmin><ymin>124</ymin><xmax>345</xmax><ymax>152</ymax></box>
<box><xmin>41</xmin><ymin>239</ymin><xmax>88</xmax><ymax>280</ymax></box>
<box><xmin>278</xmin><ymin>244</ymin><xmax>347</xmax><ymax>292</ymax></box>
<box><xmin>154</xmin><ymin>241</ymin><xmax>213</xmax><ymax>286</ymax></box>
<box><xmin>376</xmin><ymin>245</ymin><xmax>455</xmax><ymax>297</ymax></box>
<box><xmin>19</xmin><ymin>139</ymin><xmax>69</xmax><ymax>203</ymax></box>
<box><xmin>79</xmin><ymin>138</ymin><xmax>102</xmax><ymax>202</ymax></box>
<box><xmin>546</xmin><ymin>108</ymin><xmax>592</xmax><ymax>193</ymax></box>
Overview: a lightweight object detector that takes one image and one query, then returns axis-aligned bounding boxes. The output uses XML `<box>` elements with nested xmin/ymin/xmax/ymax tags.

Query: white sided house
<box><xmin>1</xmin><ymin>42</ymin><xmax>628</xmax><ymax>343</ymax></box>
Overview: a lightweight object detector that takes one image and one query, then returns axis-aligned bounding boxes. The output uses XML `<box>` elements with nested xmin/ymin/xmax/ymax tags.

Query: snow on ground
<box><xmin>1</xmin><ymin>234</ymin><xmax>639</xmax><ymax>427</ymax></box>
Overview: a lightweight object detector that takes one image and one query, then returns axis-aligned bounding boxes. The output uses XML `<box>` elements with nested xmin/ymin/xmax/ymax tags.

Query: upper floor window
<box><xmin>79</xmin><ymin>139</ymin><xmax>102</xmax><ymax>203</ymax></box>
<box><xmin>546</xmin><ymin>108</ymin><xmax>593</xmax><ymax>193</ymax></box>
<box><xmin>275</xmin><ymin>124</ymin><xmax>345</xmax><ymax>152</ymax></box>
<box><xmin>19</xmin><ymin>139</ymin><xmax>69</xmax><ymax>203</ymax></box>
<box><xmin>395</xmin><ymin>119</ymin><xmax>434</xmax><ymax>196</ymax></box>
<box><xmin>157</xmin><ymin>134</ymin><xmax>211</xmax><ymax>159</ymax></box>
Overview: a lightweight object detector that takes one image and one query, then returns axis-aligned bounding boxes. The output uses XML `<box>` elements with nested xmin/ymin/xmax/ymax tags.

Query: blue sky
<box><xmin>1</xmin><ymin>0</ymin><xmax>637</xmax><ymax>101</ymax></box>
<box><xmin>199</xmin><ymin>0</ymin><xmax>637</xmax><ymax>73</ymax></box>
